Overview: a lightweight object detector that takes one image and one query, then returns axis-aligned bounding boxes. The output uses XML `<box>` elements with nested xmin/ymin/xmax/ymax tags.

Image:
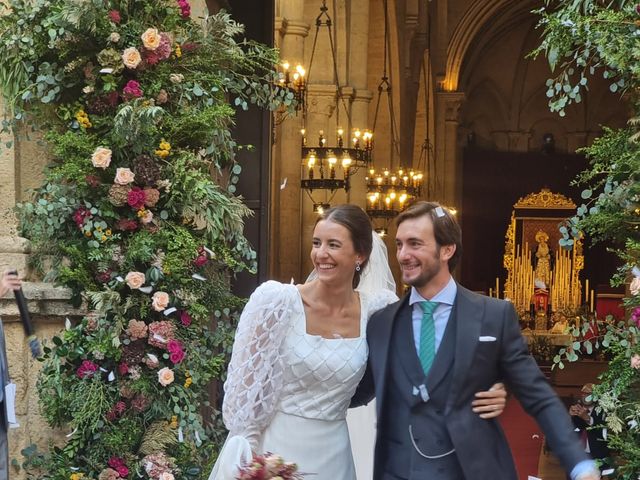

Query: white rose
<box><xmin>91</xmin><ymin>147</ymin><xmax>112</xmax><ymax>169</ymax></box>
<box><xmin>122</xmin><ymin>47</ymin><xmax>142</xmax><ymax>69</ymax></box>
<box><xmin>169</xmin><ymin>73</ymin><xmax>184</xmax><ymax>84</ymax></box>
<box><xmin>82</xmin><ymin>85</ymin><xmax>94</xmax><ymax>94</ymax></box>
<box><xmin>141</xmin><ymin>27</ymin><xmax>161</xmax><ymax>50</ymax></box>
<box><xmin>159</xmin><ymin>473</ymin><xmax>175</xmax><ymax>480</ymax></box>
<box><xmin>631</xmin><ymin>276</ymin><xmax>640</xmax><ymax>296</ymax></box>
<box><xmin>114</xmin><ymin>167</ymin><xmax>135</xmax><ymax>185</ymax></box>
<box><xmin>157</xmin><ymin>367</ymin><xmax>174</xmax><ymax>386</ymax></box>
<box><xmin>109</xmin><ymin>32</ymin><xmax>120</xmax><ymax>43</ymax></box>
<box><xmin>125</xmin><ymin>271</ymin><xmax>145</xmax><ymax>289</ymax></box>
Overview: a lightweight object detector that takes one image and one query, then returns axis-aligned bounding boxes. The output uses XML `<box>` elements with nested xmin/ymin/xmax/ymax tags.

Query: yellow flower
<box><xmin>175</xmin><ymin>44</ymin><xmax>182</xmax><ymax>58</ymax></box>
<box><xmin>184</xmin><ymin>377</ymin><xmax>192</xmax><ymax>388</ymax></box>
<box><xmin>70</xmin><ymin>473</ymin><xmax>84</xmax><ymax>480</ymax></box>
<box><xmin>155</xmin><ymin>149</ymin><xmax>170</xmax><ymax>158</ymax></box>
<box><xmin>169</xmin><ymin>415</ymin><xmax>178</xmax><ymax>428</ymax></box>
<box><xmin>159</xmin><ymin>141</ymin><xmax>171</xmax><ymax>151</ymax></box>
<box><xmin>106</xmin><ymin>229</ymin><xmax>112</xmax><ymax>236</ymax></box>
<box><xmin>84</xmin><ymin>231</ymin><xmax>92</xmax><ymax>238</ymax></box>
<box><xmin>101</xmin><ymin>235</ymin><xmax>107</xmax><ymax>242</ymax></box>
<box><xmin>137</xmin><ymin>208</ymin><xmax>146</xmax><ymax>218</ymax></box>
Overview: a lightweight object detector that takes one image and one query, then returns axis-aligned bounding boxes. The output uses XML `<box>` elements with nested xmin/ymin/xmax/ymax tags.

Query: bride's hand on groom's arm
<box><xmin>471</xmin><ymin>382</ymin><xmax>507</xmax><ymax>419</ymax></box>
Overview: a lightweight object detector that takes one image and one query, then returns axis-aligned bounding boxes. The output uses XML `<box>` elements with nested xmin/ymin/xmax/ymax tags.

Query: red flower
<box><xmin>636</xmin><ymin>4</ymin><xmax>640</xmax><ymax>15</ymax></box>
<box><xmin>108</xmin><ymin>457</ymin><xmax>129</xmax><ymax>478</ymax></box>
<box><xmin>118</xmin><ymin>362</ymin><xmax>129</xmax><ymax>375</ymax></box>
<box><xmin>108</xmin><ymin>10</ymin><xmax>121</xmax><ymax>23</ymax></box>
<box><xmin>168</xmin><ymin>339</ymin><xmax>185</xmax><ymax>364</ymax></box>
<box><xmin>177</xmin><ymin>0</ymin><xmax>191</xmax><ymax>18</ymax></box>
<box><xmin>115</xmin><ymin>218</ymin><xmax>139</xmax><ymax>231</ymax></box>
<box><xmin>96</xmin><ymin>270</ymin><xmax>112</xmax><ymax>283</ymax></box>
<box><xmin>127</xmin><ymin>187</ymin><xmax>146</xmax><ymax>209</ymax></box>
<box><xmin>72</xmin><ymin>207</ymin><xmax>92</xmax><ymax>228</ymax></box>
<box><xmin>77</xmin><ymin>360</ymin><xmax>98</xmax><ymax>378</ymax></box>
<box><xmin>115</xmin><ymin>401</ymin><xmax>127</xmax><ymax>414</ymax></box>
<box><xmin>106</xmin><ymin>91</ymin><xmax>120</xmax><ymax>106</ymax></box>
<box><xmin>123</xmin><ymin>80</ymin><xmax>143</xmax><ymax>99</ymax></box>
<box><xmin>86</xmin><ymin>175</ymin><xmax>101</xmax><ymax>187</ymax></box>
<box><xmin>179</xmin><ymin>310</ymin><xmax>192</xmax><ymax>327</ymax></box>
<box><xmin>193</xmin><ymin>254</ymin><xmax>208</xmax><ymax>267</ymax></box>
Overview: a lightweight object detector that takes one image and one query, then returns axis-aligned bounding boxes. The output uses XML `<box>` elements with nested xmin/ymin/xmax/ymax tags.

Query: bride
<box><xmin>210</xmin><ymin>205</ymin><xmax>505</xmax><ymax>480</ymax></box>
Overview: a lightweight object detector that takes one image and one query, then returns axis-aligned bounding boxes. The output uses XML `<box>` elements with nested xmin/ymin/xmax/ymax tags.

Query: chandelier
<box><xmin>366</xmin><ymin>0</ymin><xmax>423</xmax><ymax>225</ymax></box>
<box><xmin>299</xmin><ymin>0</ymin><xmax>372</xmax><ymax>210</ymax></box>
<box><xmin>277</xmin><ymin>61</ymin><xmax>306</xmax><ymax>113</ymax></box>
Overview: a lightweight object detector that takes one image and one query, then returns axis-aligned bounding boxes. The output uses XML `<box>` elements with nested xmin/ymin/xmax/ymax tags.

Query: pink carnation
<box><xmin>123</xmin><ymin>80</ymin><xmax>143</xmax><ymax>99</ymax></box>
<box><xmin>168</xmin><ymin>339</ymin><xmax>185</xmax><ymax>364</ymax></box>
<box><xmin>77</xmin><ymin>360</ymin><xmax>99</xmax><ymax>378</ymax></box>
<box><xmin>127</xmin><ymin>187</ymin><xmax>146</xmax><ymax>209</ymax></box>
<box><xmin>177</xmin><ymin>0</ymin><xmax>191</xmax><ymax>18</ymax></box>
<box><xmin>108</xmin><ymin>457</ymin><xmax>129</xmax><ymax>478</ymax></box>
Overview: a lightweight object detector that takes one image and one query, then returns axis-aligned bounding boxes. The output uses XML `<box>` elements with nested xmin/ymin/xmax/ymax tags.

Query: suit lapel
<box><xmin>446</xmin><ymin>285</ymin><xmax>485</xmax><ymax>414</ymax></box>
<box><xmin>374</xmin><ymin>294</ymin><xmax>410</xmax><ymax>420</ymax></box>
<box><xmin>393</xmin><ymin>301</ymin><xmax>426</xmax><ymax>390</ymax></box>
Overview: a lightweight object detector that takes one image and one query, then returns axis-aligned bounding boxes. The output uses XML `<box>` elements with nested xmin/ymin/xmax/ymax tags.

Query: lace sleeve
<box><xmin>361</xmin><ymin>288</ymin><xmax>398</xmax><ymax>318</ymax></box>
<box><xmin>222</xmin><ymin>280</ymin><xmax>296</xmax><ymax>449</ymax></box>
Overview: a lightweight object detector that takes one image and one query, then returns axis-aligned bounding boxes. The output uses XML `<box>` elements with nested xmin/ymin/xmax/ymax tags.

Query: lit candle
<box><xmin>584</xmin><ymin>278</ymin><xmax>589</xmax><ymax>305</ymax></box>
<box><xmin>337</xmin><ymin>126</ymin><xmax>344</xmax><ymax>146</ymax></box>
<box><xmin>495</xmin><ymin>277</ymin><xmax>500</xmax><ymax>299</ymax></box>
<box><xmin>300</xmin><ymin>128</ymin><xmax>306</xmax><ymax>146</ymax></box>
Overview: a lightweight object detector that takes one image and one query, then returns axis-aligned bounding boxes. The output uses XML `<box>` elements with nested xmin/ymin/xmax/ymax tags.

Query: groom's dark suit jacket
<box><xmin>352</xmin><ymin>284</ymin><xmax>589</xmax><ymax>480</ymax></box>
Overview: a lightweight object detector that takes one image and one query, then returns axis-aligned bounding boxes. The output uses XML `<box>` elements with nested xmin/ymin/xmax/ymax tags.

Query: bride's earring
<box><xmin>355</xmin><ymin>261</ymin><xmax>361</xmax><ymax>272</ymax></box>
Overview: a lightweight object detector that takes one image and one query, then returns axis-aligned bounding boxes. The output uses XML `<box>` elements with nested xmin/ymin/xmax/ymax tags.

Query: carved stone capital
<box><xmin>281</xmin><ymin>19</ymin><xmax>310</xmax><ymax>38</ymax></box>
<box><xmin>436</xmin><ymin>91</ymin><xmax>465</xmax><ymax>122</ymax></box>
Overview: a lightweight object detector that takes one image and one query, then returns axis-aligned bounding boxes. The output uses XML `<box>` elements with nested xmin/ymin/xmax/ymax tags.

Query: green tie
<box><xmin>419</xmin><ymin>300</ymin><xmax>438</xmax><ymax>375</ymax></box>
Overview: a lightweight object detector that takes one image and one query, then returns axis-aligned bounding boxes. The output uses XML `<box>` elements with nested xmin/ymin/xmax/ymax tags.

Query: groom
<box><xmin>352</xmin><ymin>201</ymin><xmax>599</xmax><ymax>480</ymax></box>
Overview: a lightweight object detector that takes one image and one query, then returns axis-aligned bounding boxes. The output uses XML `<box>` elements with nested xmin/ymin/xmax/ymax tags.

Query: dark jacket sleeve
<box><xmin>497</xmin><ymin>302</ymin><xmax>590</xmax><ymax>473</ymax></box>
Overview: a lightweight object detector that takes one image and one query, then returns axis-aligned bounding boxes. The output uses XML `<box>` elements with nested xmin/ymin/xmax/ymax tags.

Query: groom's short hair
<box><xmin>396</xmin><ymin>201</ymin><xmax>463</xmax><ymax>271</ymax></box>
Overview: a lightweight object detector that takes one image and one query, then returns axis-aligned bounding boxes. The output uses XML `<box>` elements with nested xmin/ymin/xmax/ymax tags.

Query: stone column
<box><xmin>434</xmin><ymin>91</ymin><xmax>464</xmax><ymax>209</ymax></box>
<box><xmin>270</xmin><ymin>9</ymin><xmax>309</xmax><ymax>282</ymax></box>
<box><xmin>0</xmin><ymin>98</ymin><xmax>82</xmax><ymax>478</ymax></box>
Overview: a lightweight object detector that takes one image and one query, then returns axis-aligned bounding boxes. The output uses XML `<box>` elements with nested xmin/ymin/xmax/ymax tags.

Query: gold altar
<box><xmin>502</xmin><ymin>189</ymin><xmax>587</xmax><ymax>323</ymax></box>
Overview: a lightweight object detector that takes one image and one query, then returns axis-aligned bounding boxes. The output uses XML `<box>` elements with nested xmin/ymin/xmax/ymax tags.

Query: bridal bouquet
<box><xmin>236</xmin><ymin>453</ymin><xmax>302</xmax><ymax>480</ymax></box>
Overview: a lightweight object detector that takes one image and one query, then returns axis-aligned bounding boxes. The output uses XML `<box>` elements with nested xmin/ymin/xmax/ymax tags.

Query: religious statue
<box><xmin>534</xmin><ymin>230</ymin><xmax>552</xmax><ymax>286</ymax></box>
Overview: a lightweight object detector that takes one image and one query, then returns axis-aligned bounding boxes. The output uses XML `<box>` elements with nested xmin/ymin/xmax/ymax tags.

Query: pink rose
<box><xmin>631</xmin><ymin>354</ymin><xmax>640</xmax><ymax>370</ymax></box>
<box><xmin>631</xmin><ymin>276</ymin><xmax>640</xmax><ymax>296</ymax></box>
<box><xmin>141</xmin><ymin>27</ymin><xmax>161</xmax><ymax>50</ymax></box>
<box><xmin>115</xmin><ymin>167</ymin><xmax>135</xmax><ymax>185</ymax></box>
<box><xmin>152</xmin><ymin>291</ymin><xmax>170</xmax><ymax>311</ymax></box>
<box><xmin>157</xmin><ymin>367</ymin><xmax>174</xmax><ymax>386</ymax></box>
<box><xmin>125</xmin><ymin>271</ymin><xmax>145</xmax><ymax>289</ymax></box>
<box><xmin>91</xmin><ymin>147</ymin><xmax>112</xmax><ymax>169</ymax></box>
<box><xmin>122</xmin><ymin>47</ymin><xmax>142</xmax><ymax>69</ymax></box>
<box><xmin>141</xmin><ymin>210</ymin><xmax>153</xmax><ymax>224</ymax></box>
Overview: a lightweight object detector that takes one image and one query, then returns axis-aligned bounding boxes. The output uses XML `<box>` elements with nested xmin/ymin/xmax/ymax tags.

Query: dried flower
<box><xmin>143</xmin><ymin>187</ymin><xmax>160</xmax><ymax>207</ymax></box>
<box><xmin>131</xmin><ymin>394</ymin><xmax>151</xmax><ymax>412</ymax></box>
<box><xmin>108</xmin><ymin>184</ymin><xmax>131</xmax><ymax>207</ymax></box>
<box><xmin>98</xmin><ymin>468</ymin><xmax>119</xmax><ymax>480</ymax></box>
<box><xmin>156</xmin><ymin>89</ymin><xmax>169</xmax><ymax>104</ymax></box>
<box><xmin>126</xmin><ymin>319</ymin><xmax>148</xmax><ymax>340</ymax></box>
<box><xmin>115</xmin><ymin>218</ymin><xmax>139</xmax><ymax>231</ymax></box>
<box><xmin>134</xmin><ymin>154</ymin><xmax>161</xmax><ymax>186</ymax></box>
<box><xmin>148</xmin><ymin>321</ymin><xmax>175</xmax><ymax>348</ymax></box>
<box><xmin>169</xmin><ymin>73</ymin><xmax>184</xmax><ymax>84</ymax></box>
<box><xmin>145</xmin><ymin>353</ymin><xmax>160</xmax><ymax>368</ymax></box>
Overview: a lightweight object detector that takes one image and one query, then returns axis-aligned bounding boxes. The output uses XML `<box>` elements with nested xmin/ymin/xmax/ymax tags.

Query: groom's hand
<box><xmin>472</xmin><ymin>382</ymin><xmax>507</xmax><ymax>419</ymax></box>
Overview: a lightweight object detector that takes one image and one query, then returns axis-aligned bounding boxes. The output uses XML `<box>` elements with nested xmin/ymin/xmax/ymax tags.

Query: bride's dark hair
<box><xmin>317</xmin><ymin>204</ymin><xmax>373</xmax><ymax>288</ymax></box>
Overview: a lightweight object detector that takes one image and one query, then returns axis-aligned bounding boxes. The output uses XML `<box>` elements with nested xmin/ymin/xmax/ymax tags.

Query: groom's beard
<box><xmin>400</xmin><ymin>247</ymin><xmax>442</xmax><ymax>289</ymax></box>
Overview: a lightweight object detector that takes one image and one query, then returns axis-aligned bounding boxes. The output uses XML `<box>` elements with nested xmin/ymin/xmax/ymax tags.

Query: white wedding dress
<box><xmin>214</xmin><ymin>280</ymin><xmax>397</xmax><ymax>480</ymax></box>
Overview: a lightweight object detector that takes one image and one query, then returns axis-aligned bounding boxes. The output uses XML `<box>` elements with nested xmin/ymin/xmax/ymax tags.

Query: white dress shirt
<box><xmin>409</xmin><ymin>276</ymin><xmax>457</xmax><ymax>354</ymax></box>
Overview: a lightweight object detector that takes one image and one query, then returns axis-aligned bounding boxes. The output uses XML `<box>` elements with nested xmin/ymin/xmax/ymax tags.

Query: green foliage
<box><xmin>535</xmin><ymin>2</ymin><xmax>640</xmax><ymax>475</ymax></box>
<box><xmin>0</xmin><ymin>2</ymin><xmax>289</xmax><ymax>479</ymax></box>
